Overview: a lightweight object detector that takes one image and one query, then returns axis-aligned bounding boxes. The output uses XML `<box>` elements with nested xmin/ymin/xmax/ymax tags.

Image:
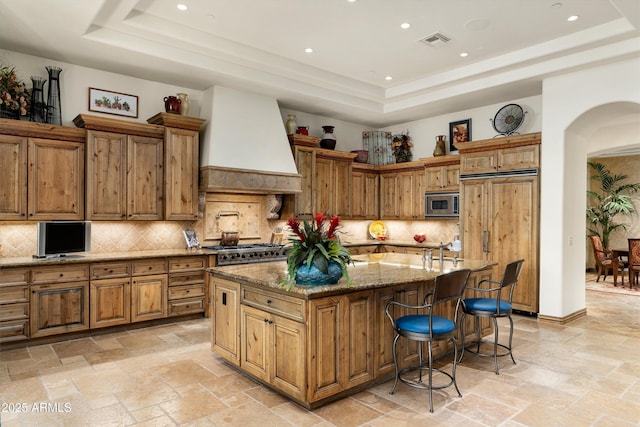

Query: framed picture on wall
<box><xmin>449</xmin><ymin>119</ymin><xmax>472</xmax><ymax>152</ymax></box>
<box><xmin>88</xmin><ymin>87</ymin><xmax>139</xmax><ymax>118</ymax></box>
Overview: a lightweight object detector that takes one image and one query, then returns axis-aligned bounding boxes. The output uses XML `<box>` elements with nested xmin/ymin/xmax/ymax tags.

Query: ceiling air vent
<box><xmin>419</xmin><ymin>32</ymin><xmax>452</xmax><ymax>47</ymax></box>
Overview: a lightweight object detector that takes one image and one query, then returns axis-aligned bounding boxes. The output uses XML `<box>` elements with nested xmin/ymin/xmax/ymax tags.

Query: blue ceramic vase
<box><xmin>295</xmin><ymin>261</ymin><xmax>343</xmax><ymax>286</ymax></box>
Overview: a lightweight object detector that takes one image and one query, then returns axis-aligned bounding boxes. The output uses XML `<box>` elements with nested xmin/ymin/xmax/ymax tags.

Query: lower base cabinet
<box><xmin>211</xmin><ymin>277</ymin><xmax>241</xmax><ymax>364</ymax></box>
<box><xmin>90</xmin><ymin>278</ymin><xmax>131</xmax><ymax>328</ymax></box>
<box><xmin>131</xmin><ymin>274</ymin><xmax>168</xmax><ymax>322</ymax></box>
<box><xmin>241</xmin><ymin>304</ymin><xmax>306</xmax><ymax>401</ymax></box>
<box><xmin>30</xmin><ymin>281</ymin><xmax>90</xmax><ymax>338</ymax></box>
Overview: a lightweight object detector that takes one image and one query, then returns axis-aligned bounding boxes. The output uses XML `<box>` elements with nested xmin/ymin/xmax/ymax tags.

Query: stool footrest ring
<box><xmin>396</xmin><ymin>365</ymin><xmax>456</xmax><ymax>392</ymax></box>
<box><xmin>463</xmin><ymin>340</ymin><xmax>513</xmax><ymax>359</ymax></box>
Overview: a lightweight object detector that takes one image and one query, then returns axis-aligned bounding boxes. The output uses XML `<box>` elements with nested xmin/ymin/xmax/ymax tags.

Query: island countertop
<box><xmin>208</xmin><ymin>253</ymin><xmax>495</xmax><ymax>297</ymax></box>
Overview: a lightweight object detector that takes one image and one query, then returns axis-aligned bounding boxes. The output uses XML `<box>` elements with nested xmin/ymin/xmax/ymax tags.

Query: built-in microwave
<box><xmin>424</xmin><ymin>192</ymin><xmax>459</xmax><ymax>218</ymax></box>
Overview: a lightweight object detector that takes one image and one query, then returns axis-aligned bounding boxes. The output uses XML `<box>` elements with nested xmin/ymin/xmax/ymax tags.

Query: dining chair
<box><xmin>458</xmin><ymin>259</ymin><xmax>524</xmax><ymax>375</ymax></box>
<box><xmin>385</xmin><ymin>268</ymin><xmax>471</xmax><ymax>413</ymax></box>
<box><xmin>629</xmin><ymin>238</ymin><xmax>640</xmax><ymax>286</ymax></box>
<box><xmin>588</xmin><ymin>235</ymin><xmax>624</xmax><ymax>285</ymax></box>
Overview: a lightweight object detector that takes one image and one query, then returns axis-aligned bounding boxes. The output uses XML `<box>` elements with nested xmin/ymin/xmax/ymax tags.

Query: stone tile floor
<box><xmin>1</xmin><ymin>283</ymin><xmax>639</xmax><ymax>426</ymax></box>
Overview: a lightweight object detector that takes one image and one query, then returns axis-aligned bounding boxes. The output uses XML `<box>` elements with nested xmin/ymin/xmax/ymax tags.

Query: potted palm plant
<box><xmin>586</xmin><ymin>161</ymin><xmax>640</xmax><ymax>248</ymax></box>
<box><xmin>281</xmin><ymin>213</ymin><xmax>354</xmax><ymax>289</ymax></box>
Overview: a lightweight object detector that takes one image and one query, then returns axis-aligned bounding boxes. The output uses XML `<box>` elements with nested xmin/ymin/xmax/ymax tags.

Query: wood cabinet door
<box><xmin>461</xmin><ymin>179</ymin><xmax>488</xmax><ymax>262</ymax></box>
<box><xmin>30</xmin><ymin>281</ymin><xmax>89</xmax><ymax>338</ymax></box>
<box><xmin>164</xmin><ymin>127</ymin><xmax>199</xmax><ymax>220</ymax></box>
<box><xmin>445</xmin><ymin>164</ymin><xmax>460</xmax><ymax>190</ymax></box>
<box><xmin>364</xmin><ymin>172</ymin><xmax>379</xmax><ymax>219</ymax></box>
<box><xmin>131</xmin><ymin>274</ymin><xmax>167</xmax><ymax>322</ymax></box>
<box><xmin>271</xmin><ymin>313</ymin><xmax>306</xmax><ymax>401</ymax></box>
<box><xmin>350</xmin><ymin>171</ymin><xmax>378</xmax><ymax>219</ymax></box>
<box><xmin>379</xmin><ymin>173</ymin><xmax>399</xmax><ymax>219</ymax></box>
<box><xmin>212</xmin><ymin>277</ymin><xmax>240</xmax><ymax>365</ymax></box>
<box><xmin>314</xmin><ymin>157</ymin><xmax>332</xmax><ymax>214</ymax></box>
<box><xmin>333</xmin><ymin>160</ymin><xmax>351</xmax><ymax>216</ymax></box>
<box><xmin>308</xmin><ymin>296</ymin><xmax>342</xmax><ymax>402</ymax></box>
<box><xmin>498</xmin><ymin>145</ymin><xmax>539</xmax><ymax>171</ymax></box>
<box><xmin>28</xmin><ymin>138</ymin><xmax>84</xmax><ymax>220</ymax></box>
<box><xmin>86</xmin><ymin>131</ymin><xmax>127</xmax><ymax>220</ymax></box>
<box><xmin>398</xmin><ymin>171</ymin><xmax>415</xmax><ymax>219</ymax></box>
<box><xmin>425</xmin><ymin>166</ymin><xmax>445</xmax><ymax>191</ymax></box>
<box><xmin>343</xmin><ymin>290</ymin><xmax>374</xmax><ymax>388</ymax></box>
<box><xmin>350</xmin><ymin>170</ymin><xmax>366</xmax><ymax>218</ymax></box>
<box><xmin>374</xmin><ymin>282</ymin><xmax>424</xmax><ymax>378</ymax></box>
<box><xmin>487</xmin><ymin>177</ymin><xmax>539</xmax><ymax>313</ymax></box>
<box><xmin>240</xmin><ymin>304</ymin><xmax>270</xmax><ymax>381</ymax></box>
<box><xmin>294</xmin><ymin>147</ymin><xmax>314</xmax><ymax>217</ymax></box>
<box><xmin>90</xmin><ymin>277</ymin><xmax>131</xmax><ymax>328</ymax></box>
<box><xmin>127</xmin><ymin>135</ymin><xmax>163</xmax><ymax>220</ymax></box>
<box><xmin>459</xmin><ymin>150</ymin><xmax>499</xmax><ymax>175</ymax></box>
<box><xmin>0</xmin><ymin>135</ymin><xmax>27</xmax><ymax>220</ymax></box>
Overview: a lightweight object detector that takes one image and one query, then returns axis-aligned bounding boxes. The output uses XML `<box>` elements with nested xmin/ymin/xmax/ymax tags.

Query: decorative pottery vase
<box><xmin>285</xmin><ymin>114</ymin><xmax>297</xmax><ymax>135</ymax></box>
<box><xmin>320</xmin><ymin>125</ymin><xmax>337</xmax><ymax>149</ymax></box>
<box><xmin>294</xmin><ymin>261</ymin><xmax>343</xmax><ymax>286</ymax></box>
<box><xmin>433</xmin><ymin>135</ymin><xmax>446</xmax><ymax>156</ymax></box>
<box><xmin>296</xmin><ymin>126</ymin><xmax>309</xmax><ymax>135</ymax></box>
<box><xmin>164</xmin><ymin>96</ymin><xmax>181</xmax><ymax>114</ymax></box>
<box><xmin>177</xmin><ymin>93</ymin><xmax>190</xmax><ymax>116</ymax></box>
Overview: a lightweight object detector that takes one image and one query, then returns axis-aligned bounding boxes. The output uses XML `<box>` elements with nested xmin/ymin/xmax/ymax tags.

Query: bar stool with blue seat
<box><xmin>458</xmin><ymin>259</ymin><xmax>525</xmax><ymax>375</ymax></box>
<box><xmin>385</xmin><ymin>268</ymin><xmax>471</xmax><ymax>413</ymax></box>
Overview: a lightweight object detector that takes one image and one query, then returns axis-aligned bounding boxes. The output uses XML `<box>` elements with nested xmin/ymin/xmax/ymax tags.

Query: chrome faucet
<box><xmin>428</xmin><ymin>248</ymin><xmax>434</xmax><ymax>269</ymax></box>
<box><xmin>439</xmin><ymin>242</ymin><xmax>450</xmax><ymax>265</ymax></box>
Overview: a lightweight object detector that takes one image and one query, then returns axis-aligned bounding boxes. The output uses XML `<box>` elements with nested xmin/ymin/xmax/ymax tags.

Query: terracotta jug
<box><xmin>164</xmin><ymin>96</ymin><xmax>181</xmax><ymax>114</ymax></box>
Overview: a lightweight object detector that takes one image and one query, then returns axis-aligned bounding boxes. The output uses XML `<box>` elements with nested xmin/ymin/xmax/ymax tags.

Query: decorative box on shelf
<box><xmin>288</xmin><ymin>133</ymin><xmax>320</xmax><ymax>147</ymax></box>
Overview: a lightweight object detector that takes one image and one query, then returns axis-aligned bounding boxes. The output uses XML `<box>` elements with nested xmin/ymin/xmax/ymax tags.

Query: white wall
<box><xmin>281</xmin><ymin>96</ymin><xmax>542</xmax><ymax>158</ymax></box>
<box><xmin>0</xmin><ymin>50</ymin><xmax>203</xmax><ymax>126</ymax></box>
<box><xmin>541</xmin><ymin>57</ymin><xmax>640</xmax><ymax>318</ymax></box>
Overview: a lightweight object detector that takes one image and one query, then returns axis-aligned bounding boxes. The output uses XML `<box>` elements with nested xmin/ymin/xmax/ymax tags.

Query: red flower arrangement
<box><xmin>282</xmin><ymin>213</ymin><xmax>353</xmax><ymax>289</ymax></box>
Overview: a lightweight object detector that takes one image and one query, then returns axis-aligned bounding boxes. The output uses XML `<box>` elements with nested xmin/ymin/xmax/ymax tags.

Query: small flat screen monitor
<box><xmin>35</xmin><ymin>221</ymin><xmax>91</xmax><ymax>258</ymax></box>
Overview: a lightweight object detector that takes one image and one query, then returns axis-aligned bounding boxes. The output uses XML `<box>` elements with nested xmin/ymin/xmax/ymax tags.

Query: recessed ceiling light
<box><xmin>347</xmin><ymin>0</ymin><xmax>357</xmax><ymax>3</ymax></box>
<box><xmin>400</xmin><ymin>22</ymin><xmax>411</xmax><ymax>30</ymax></box>
<box><xmin>567</xmin><ymin>15</ymin><xmax>579</xmax><ymax>22</ymax></box>
<box><xmin>177</xmin><ymin>4</ymin><xmax>188</xmax><ymax>11</ymax></box>
<box><xmin>460</xmin><ymin>52</ymin><xmax>469</xmax><ymax>57</ymax></box>
<box><xmin>304</xmin><ymin>48</ymin><xmax>314</xmax><ymax>53</ymax></box>
<box><xmin>385</xmin><ymin>76</ymin><xmax>393</xmax><ymax>81</ymax></box>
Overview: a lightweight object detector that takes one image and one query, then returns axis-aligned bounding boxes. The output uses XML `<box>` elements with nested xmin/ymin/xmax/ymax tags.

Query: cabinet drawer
<box><xmin>168</xmin><ymin>297</ymin><xmax>205</xmax><ymax>316</ymax></box>
<box><xmin>169</xmin><ymin>256</ymin><xmax>205</xmax><ymax>272</ymax></box>
<box><xmin>0</xmin><ymin>285</ymin><xmax>29</xmax><ymax>304</ymax></box>
<box><xmin>0</xmin><ymin>268</ymin><xmax>30</xmax><ymax>286</ymax></box>
<box><xmin>32</xmin><ymin>265</ymin><xmax>90</xmax><ymax>284</ymax></box>
<box><xmin>91</xmin><ymin>262</ymin><xmax>131</xmax><ymax>279</ymax></box>
<box><xmin>242</xmin><ymin>287</ymin><xmax>305</xmax><ymax>322</ymax></box>
<box><xmin>168</xmin><ymin>284</ymin><xmax>205</xmax><ymax>300</ymax></box>
<box><xmin>132</xmin><ymin>259</ymin><xmax>168</xmax><ymax>276</ymax></box>
<box><xmin>0</xmin><ymin>302</ymin><xmax>29</xmax><ymax>321</ymax></box>
<box><xmin>0</xmin><ymin>320</ymin><xmax>29</xmax><ymax>342</ymax></box>
<box><xmin>169</xmin><ymin>271</ymin><xmax>205</xmax><ymax>286</ymax></box>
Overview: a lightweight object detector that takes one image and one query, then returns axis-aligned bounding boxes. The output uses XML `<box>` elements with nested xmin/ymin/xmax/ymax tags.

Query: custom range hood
<box><xmin>199</xmin><ymin>86</ymin><xmax>301</xmax><ymax>194</ymax></box>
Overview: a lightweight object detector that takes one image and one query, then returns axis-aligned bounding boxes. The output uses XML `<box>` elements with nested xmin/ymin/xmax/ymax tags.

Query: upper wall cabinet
<box><xmin>148</xmin><ymin>113</ymin><xmax>206</xmax><ymax>220</ymax></box>
<box><xmin>378</xmin><ymin>162</ymin><xmax>426</xmax><ymax>220</ymax></box>
<box><xmin>0</xmin><ymin>120</ymin><xmax>86</xmax><ymax>221</ymax></box>
<box><xmin>76</xmin><ymin>114</ymin><xmax>206</xmax><ymax>221</ymax></box>
<box><xmin>456</xmin><ymin>133</ymin><xmax>541</xmax><ymax>175</ymax></box>
<box><xmin>423</xmin><ymin>155</ymin><xmax>460</xmax><ymax>192</ymax></box>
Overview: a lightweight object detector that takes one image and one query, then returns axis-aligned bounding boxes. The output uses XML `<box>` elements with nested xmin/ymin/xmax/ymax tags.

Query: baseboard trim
<box><xmin>538</xmin><ymin>308</ymin><xmax>587</xmax><ymax>324</ymax></box>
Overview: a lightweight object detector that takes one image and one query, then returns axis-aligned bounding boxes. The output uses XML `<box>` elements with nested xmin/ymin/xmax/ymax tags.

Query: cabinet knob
<box><xmin>59</xmin><ymin>273</ymin><xmax>64</xmax><ymax>277</ymax></box>
<box><xmin>264</xmin><ymin>319</ymin><xmax>269</xmax><ymax>323</ymax></box>
<box><xmin>266</xmin><ymin>299</ymin><xmax>272</xmax><ymax>304</ymax></box>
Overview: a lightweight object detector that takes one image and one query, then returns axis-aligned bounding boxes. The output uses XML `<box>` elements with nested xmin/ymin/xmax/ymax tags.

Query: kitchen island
<box><xmin>209</xmin><ymin>253</ymin><xmax>495</xmax><ymax>408</ymax></box>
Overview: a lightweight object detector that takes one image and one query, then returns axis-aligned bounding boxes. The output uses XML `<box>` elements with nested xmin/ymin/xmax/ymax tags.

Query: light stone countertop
<box><xmin>0</xmin><ymin>248</ymin><xmax>214</xmax><ymax>268</ymax></box>
<box><xmin>208</xmin><ymin>253</ymin><xmax>495</xmax><ymax>298</ymax></box>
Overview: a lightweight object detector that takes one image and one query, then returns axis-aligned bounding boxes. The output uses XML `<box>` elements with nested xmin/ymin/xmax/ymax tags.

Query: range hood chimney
<box><xmin>199</xmin><ymin>86</ymin><xmax>301</xmax><ymax>194</ymax></box>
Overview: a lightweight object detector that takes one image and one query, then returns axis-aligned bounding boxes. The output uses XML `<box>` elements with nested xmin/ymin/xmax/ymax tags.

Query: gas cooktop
<box><xmin>202</xmin><ymin>243</ymin><xmax>288</xmax><ymax>266</ymax></box>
